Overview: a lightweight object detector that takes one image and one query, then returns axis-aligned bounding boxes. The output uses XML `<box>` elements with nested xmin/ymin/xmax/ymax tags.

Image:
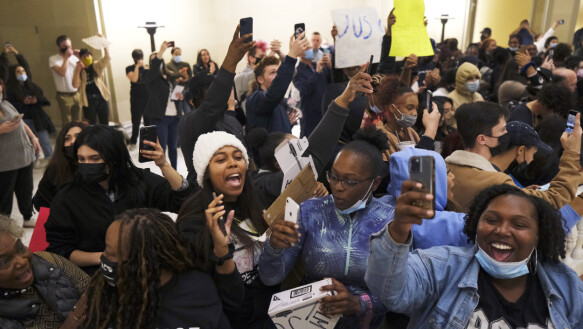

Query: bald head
<box><xmin>553</xmin><ymin>68</ymin><xmax>577</xmax><ymax>93</ymax></box>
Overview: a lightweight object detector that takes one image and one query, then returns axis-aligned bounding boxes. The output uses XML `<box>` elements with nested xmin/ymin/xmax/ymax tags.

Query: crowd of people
<box><xmin>1</xmin><ymin>9</ymin><xmax>583</xmax><ymax>329</ymax></box>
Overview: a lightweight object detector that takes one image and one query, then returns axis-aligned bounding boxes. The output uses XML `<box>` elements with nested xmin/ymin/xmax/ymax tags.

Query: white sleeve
<box><xmin>534</xmin><ymin>27</ymin><xmax>555</xmax><ymax>53</ymax></box>
<box><xmin>49</xmin><ymin>55</ymin><xmax>60</xmax><ymax>68</ymax></box>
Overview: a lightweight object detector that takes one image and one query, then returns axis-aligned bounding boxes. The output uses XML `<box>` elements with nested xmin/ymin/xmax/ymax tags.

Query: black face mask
<box><xmin>487</xmin><ymin>133</ymin><xmax>510</xmax><ymax>157</ymax></box>
<box><xmin>508</xmin><ymin>159</ymin><xmax>529</xmax><ymax>173</ymax></box>
<box><xmin>64</xmin><ymin>145</ymin><xmax>75</xmax><ymax>160</ymax></box>
<box><xmin>60</xmin><ymin>47</ymin><xmax>69</xmax><ymax>54</ymax></box>
<box><xmin>100</xmin><ymin>254</ymin><xmax>118</xmax><ymax>287</ymax></box>
<box><xmin>78</xmin><ymin>163</ymin><xmax>109</xmax><ymax>184</ymax></box>
<box><xmin>480</xmin><ymin>35</ymin><xmax>487</xmax><ymax>41</ymax></box>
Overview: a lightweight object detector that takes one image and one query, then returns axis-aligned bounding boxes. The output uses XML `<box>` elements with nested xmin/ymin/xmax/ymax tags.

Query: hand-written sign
<box><xmin>331</xmin><ymin>7</ymin><xmax>384</xmax><ymax>69</ymax></box>
<box><xmin>389</xmin><ymin>0</ymin><xmax>434</xmax><ymax>57</ymax></box>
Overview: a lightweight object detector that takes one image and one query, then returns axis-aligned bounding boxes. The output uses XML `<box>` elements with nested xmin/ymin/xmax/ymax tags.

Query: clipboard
<box><xmin>263</xmin><ymin>163</ymin><xmax>318</xmax><ymax>226</ymax></box>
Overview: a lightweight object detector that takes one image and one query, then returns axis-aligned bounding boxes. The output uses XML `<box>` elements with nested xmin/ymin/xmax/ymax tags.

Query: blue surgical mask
<box><xmin>335</xmin><ymin>181</ymin><xmax>374</xmax><ymax>215</ymax></box>
<box><xmin>370</xmin><ymin>105</ymin><xmax>383</xmax><ymax>114</ymax></box>
<box><xmin>304</xmin><ymin>49</ymin><xmax>314</xmax><ymax>60</ymax></box>
<box><xmin>466</xmin><ymin>80</ymin><xmax>480</xmax><ymax>93</ymax></box>
<box><xmin>392</xmin><ymin>104</ymin><xmax>417</xmax><ymax>128</ymax></box>
<box><xmin>173</xmin><ymin>55</ymin><xmax>182</xmax><ymax>63</ymax></box>
<box><xmin>550</xmin><ymin>43</ymin><xmax>557</xmax><ymax>48</ymax></box>
<box><xmin>16</xmin><ymin>74</ymin><xmax>27</xmax><ymax>82</ymax></box>
<box><xmin>475</xmin><ymin>246</ymin><xmax>532</xmax><ymax>279</ymax></box>
<box><xmin>508</xmin><ymin>47</ymin><xmax>518</xmax><ymax>52</ymax></box>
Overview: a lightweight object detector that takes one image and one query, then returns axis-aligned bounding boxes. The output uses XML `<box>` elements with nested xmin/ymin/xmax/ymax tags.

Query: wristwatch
<box><xmin>210</xmin><ymin>243</ymin><xmax>235</xmax><ymax>266</ymax></box>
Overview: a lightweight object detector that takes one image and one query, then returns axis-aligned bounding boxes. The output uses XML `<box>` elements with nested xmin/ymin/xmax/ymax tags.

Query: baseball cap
<box><xmin>506</xmin><ymin>121</ymin><xmax>552</xmax><ymax>154</ymax></box>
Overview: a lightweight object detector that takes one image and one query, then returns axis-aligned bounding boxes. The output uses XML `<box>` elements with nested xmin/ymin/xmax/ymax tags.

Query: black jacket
<box><xmin>143</xmin><ymin>57</ymin><xmax>173</xmax><ymax>119</ymax></box>
<box><xmin>179</xmin><ymin>67</ymin><xmax>247</xmax><ymax>184</ymax></box>
<box><xmin>45</xmin><ymin>168</ymin><xmax>194</xmax><ymax>274</ymax></box>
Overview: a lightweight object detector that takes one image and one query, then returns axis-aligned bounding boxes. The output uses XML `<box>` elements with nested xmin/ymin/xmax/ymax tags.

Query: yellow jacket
<box><xmin>448</xmin><ymin>62</ymin><xmax>484</xmax><ymax>110</ymax></box>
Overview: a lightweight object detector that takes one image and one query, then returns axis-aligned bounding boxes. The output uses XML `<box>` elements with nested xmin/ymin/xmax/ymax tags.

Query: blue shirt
<box><xmin>259</xmin><ymin>195</ymin><xmax>393</xmax><ymax>328</ymax></box>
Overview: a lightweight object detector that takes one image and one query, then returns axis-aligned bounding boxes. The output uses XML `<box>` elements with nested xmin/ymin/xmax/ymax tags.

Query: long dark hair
<box><xmin>73</xmin><ymin>125</ymin><xmax>143</xmax><ymax>194</ymax></box>
<box><xmin>176</xmin><ymin>170</ymin><xmax>267</xmax><ymax>270</ymax></box>
<box><xmin>46</xmin><ymin>121</ymin><xmax>89</xmax><ymax>186</ymax></box>
<box><xmin>82</xmin><ymin>208</ymin><xmax>194</xmax><ymax>329</ymax></box>
<box><xmin>6</xmin><ymin>65</ymin><xmax>41</xmax><ymax>102</ymax></box>
<box><xmin>196</xmin><ymin>49</ymin><xmax>212</xmax><ymax>68</ymax></box>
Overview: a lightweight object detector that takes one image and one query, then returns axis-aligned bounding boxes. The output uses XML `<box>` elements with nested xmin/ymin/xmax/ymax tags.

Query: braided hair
<box><xmin>82</xmin><ymin>208</ymin><xmax>194</xmax><ymax>329</ymax></box>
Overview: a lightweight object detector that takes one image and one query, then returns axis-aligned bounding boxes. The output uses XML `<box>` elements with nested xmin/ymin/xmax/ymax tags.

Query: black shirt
<box><xmin>157</xmin><ymin>269</ymin><xmax>231</xmax><ymax>329</ymax></box>
<box><xmin>508</xmin><ymin>103</ymin><xmax>534</xmax><ymax>127</ymax></box>
<box><xmin>465</xmin><ymin>270</ymin><xmax>553</xmax><ymax>328</ymax></box>
<box><xmin>125</xmin><ymin>64</ymin><xmax>146</xmax><ymax>91</ymax></box>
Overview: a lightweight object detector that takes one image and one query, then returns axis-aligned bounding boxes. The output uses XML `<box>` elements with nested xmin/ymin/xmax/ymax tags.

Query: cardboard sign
<box><xmin>82</xmin><ymin>35</ymin><xmax>112</xmax><ymax>50</ymax></box>
<box><xmin>264</xmin><ymin>164</ymin><xmax>317</xmax><ymax>226</ymax></box>
<box><xmin>268</xmin><ymin>278</ymin><xmax>341</xmax><ymax>329</ymax></box>
<box><xmin>331</xmin><ymin>7</ymin><xmax>384</xmax><ymax>69</ymax></box>
<box><xmin>389</xmin><ymin>0</ymin><xmax>434</xmax><ymax>57</ymax></box>
<box><xmin>276</xmin><ymin>137</ymin><xmax>318</xmax><ymax>193</ymax></box>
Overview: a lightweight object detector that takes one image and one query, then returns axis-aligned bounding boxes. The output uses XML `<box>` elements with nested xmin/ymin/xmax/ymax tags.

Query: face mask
<box><xmin>480</xmin><ymin>35</ymin><xmax>487</xmax><ymax>42</ymax></box>
<box><xmin>82</xmin><ymin>57</ymin><xmax>93</xmax><ymax>67</ymax></box>
<box><xmin>369</xmin><ymin>98</ymin><xmax>382</xmax><ymax>114</ymax></box>
<box><xmin>508</xmin><ymin>47</ymin><xmax>518</xmax><ymax>52</ymax></box>
<box><xmin>304</xmin><ymin>49</ymin><xmax>314</xmax><ymax>60</ymax></box>
<box><xmin>487</xmin><ymin>133</ymin><xmax>510</xmax><ymax>157</ymax></box>
<box><xmin>78</xmin><ymin>163</ymin><xmax>109</xmax><ymax>184</ymax></box>
<box><xmin>508</xmin><ymin>159</ymin><xmax>528</xmax><ymax>173</ymax></box>
<box><xmin>466</xmin><ymin>80</ymin><xmax>480</xmax><ymax>93</ymax></box>
<box><xmin>577</xmin><ymin>69</ymin><xmax>583</xmax><ymax>79</ymax></box>
<box><xmin>173</xmin><ymin>55</ymin><xmax>182</xmax><ymax>63</ymax></box>
<box><xmin>392</xmin><ymin>104</ymin><xmax>417</xmax><ymax>128</ymax></box>
<box><xmin>16</xmin><ymin>74</ymin><xmax>27</xmax><ymax>82</ymax></box>
<box><xmin>64</xmin><ymin>145</ymin><xmax>75</xmax><ymax>160</ymax></box>
<box><xmin>550</xmin><ymin>43</ymin><xmax>557</xmax><ymax>48</ymax></box>
<box><xmin>100</xmin><ymin>254</ymin><xmax>118</xmax><ymax>287</ymax></box>
<box><xmin>475</xmin><ymin>245</ymin><xmax>532</xmax><ymax>279</ymax></box>
<box><xmin>60</xmin><ymin>47</ymin><xmax>68</xmax><ymax>54</ymax></box>
<box><xmin>335</xmin><ymin>180</ymin><xmax>374</xmax><ymax>215</ymax></box>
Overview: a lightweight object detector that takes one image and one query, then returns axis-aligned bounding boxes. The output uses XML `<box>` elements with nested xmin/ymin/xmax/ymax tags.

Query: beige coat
<box><xmin>375</xmin><ymin>120</ymin><xmax>420</xmax><ymax>161</ymax></box>
<box><xmin>448</xmin><ymin>62</ymin><xmax>484</xmax><ymax>110</ymax></box>
<box><xmin>73</xmin><ymin>53</ymin><xmax>111</xmax><ymax>107</ymax></box>
<box><xmin>445</xmin><ymin>149</ymin><xmax>582</xmax><ymax>212</ymax></box>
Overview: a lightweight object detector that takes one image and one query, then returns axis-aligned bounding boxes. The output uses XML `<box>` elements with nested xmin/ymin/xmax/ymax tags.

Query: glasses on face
<box><xmin>326</xmin><ymin>171</ymin><xmax>373</xmax><ymax>188</ymax></box>
<box><xmin>252</xmin><ymin>55</ymin><xmax>264</xmax><ymax>62</ymax></box>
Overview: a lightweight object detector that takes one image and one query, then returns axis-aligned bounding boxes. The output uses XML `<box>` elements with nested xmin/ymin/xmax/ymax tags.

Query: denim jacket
<box><xmin>259</xmin><ymin>195</ymin><xmax>394</xmax><ymax>329</ymax></box>
<box><xmin>365</xmin><ymin>227</ymin><xmax>583</xmax><ymax>329</ymax></box>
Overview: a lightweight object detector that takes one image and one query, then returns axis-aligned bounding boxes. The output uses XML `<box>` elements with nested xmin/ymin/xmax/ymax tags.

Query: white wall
<box><xmin>98</xmin><ymin>0</ymin><xmax>470</xmax><ymax>123</ymax></box>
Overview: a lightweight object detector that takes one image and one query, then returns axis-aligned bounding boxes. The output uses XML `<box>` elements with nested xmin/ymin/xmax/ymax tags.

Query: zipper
<box><xmin>344</xmin><ymin>216</ymin><xmax>354</xmax><ymax>276</ymax></box>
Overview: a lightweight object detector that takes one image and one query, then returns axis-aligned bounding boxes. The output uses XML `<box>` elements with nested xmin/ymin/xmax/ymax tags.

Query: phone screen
<box><xmin>138</xmin><ymin>125</ymin><xmax>158</xmax><ymax>163</ymax></box>
<box><xmin>240</xmin><ymin>17</ymin><xmax>253</xmax><ymax>43</ymax></box>
<box><xmin>426</xmin><ymin>90</ymin><xmax>433</xmax><ymax>113</ymax></box>
<box><xmin>294</xmin><ymin>23</ymin><xmax>305</xmax><ymax>39</ymax></box>
<box><xmin>566</xmin><ymin>110</ymin><xmax>577</xmax><ymax>133</ymax></box>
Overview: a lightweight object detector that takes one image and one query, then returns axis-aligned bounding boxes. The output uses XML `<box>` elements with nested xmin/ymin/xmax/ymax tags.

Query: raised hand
<box><xmin>288</xmin><ymin>32</ymin><xmax>310</xmax><ymax>59</ymax></box>
<box><xmin>270</xmin><ymin>220</ymin><xmax>300</xmax><ymax>249</ymax></box>
<box><xmin>335</xmin><ymin>62</ymin><xmax>373</xmax><ymax>108</ymax></box>
<box><xmin>222</xmin><ymin>24</ymin><xmax>257</xmax><ymax>73</ymax></box>
<box><xmin>388</xmin><ymin>180</ymin><xmax>434</xmax><ymax>244</ymax></box>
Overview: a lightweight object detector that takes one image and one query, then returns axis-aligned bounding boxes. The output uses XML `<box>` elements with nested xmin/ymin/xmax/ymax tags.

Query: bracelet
<box><xmin>520</xmin><ymin>61</ymin><xmax>536</xmax><ymax>75</ymax></box>
<box><xmin>209</xmin><ymin>243</ymin><xmax>235</xmax><ymax>266</ymax></box>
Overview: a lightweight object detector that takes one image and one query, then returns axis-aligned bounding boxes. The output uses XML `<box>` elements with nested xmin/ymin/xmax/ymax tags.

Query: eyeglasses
<box><xmin>251</xmin><ymin>55</ymin><xmax>264</xmax><ymax>62</ymax></box>
<box><xmin>326</xmin><ymin>171</ymin><xmax>373</xmax><ymax>188</ymax></box>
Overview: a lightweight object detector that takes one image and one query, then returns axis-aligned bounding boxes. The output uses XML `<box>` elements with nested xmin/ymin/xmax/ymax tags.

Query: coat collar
<box><xmin>445</xmin><ymin>150</ymin><xmax>498</xmax><ymax>172</ymax></box>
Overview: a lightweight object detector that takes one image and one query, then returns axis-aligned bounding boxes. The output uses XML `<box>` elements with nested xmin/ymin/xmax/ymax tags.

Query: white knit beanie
<box><xmin>193</xmin><ymin>131</ymin><xmax>249</xmax><ymax>187</ymax></box>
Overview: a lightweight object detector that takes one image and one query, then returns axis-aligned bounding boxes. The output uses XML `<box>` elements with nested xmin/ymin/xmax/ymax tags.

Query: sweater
<box><xmin>45</xmin><ymin>168</ymin><xmax>194</xmax><ymax>273</ymax></box>
<box><xmin>445</xmin><ymin>149</ymin><xmax>583</xmax><ymax>212</ymax></box>
<box><xmin>246</xmin><ymin>55</ymin><xmax>297</xmax><ymax>134</ymax></box>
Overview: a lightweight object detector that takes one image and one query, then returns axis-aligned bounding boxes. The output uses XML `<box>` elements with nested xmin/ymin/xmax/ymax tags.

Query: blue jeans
<box><xmin>150</xmin><ymin>116</ymin><xmax>179</xmax><ymax>169</ymax></box>
<box><xmin>24</xmin><ymin>119</ymin><xmax>53</xmax><ymax>158</ymax></box>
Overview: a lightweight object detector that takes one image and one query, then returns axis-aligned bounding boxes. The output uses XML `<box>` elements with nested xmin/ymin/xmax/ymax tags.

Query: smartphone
<box><xmin>240</xmin><ymin>17</ymin><xmax>253</xmax><ymax>43</ymax></box>
<box><xmin>426</xmin><ymin>90</ymin><xmax>433</xmax><ymax>113</ymax></box>
<box><xmin>548</xmin><ymin>49</ymin><xmax>554</xmax><ymax>60</ymax></box>
<box><xmin>559</xmin><ymin>19</ymin><xmax>565</xmax><ymax>25</ymax></box>
<box><xmin>212</xmin><ymin>192</ymin><xmax>228</xmax><ymax>236</ymax></box>
<box><xmin>294</xmin><ymin>23</ymin><xmax>305</xmax><ymax>39</ymax></box>
<box><xmin>566</xmin><ymin>110</ymin><xmax>578</xmax><ymax>134</ymax></box>
<box><xmin>365</xmin><ymin>55</ymin><xmax>374</xmax><ymax>74</ymax></box>
<box><xmin>285</xmin><ymin>197</ymin><xmax>300</xmax><ymax>224</ymax></box>
<box><xmin>408</xmin><ymin>156</ymin><xmax>435</xmax><ymax>218</ymax></box>
<box><xmin>138</xmin><ymin>125</ymin><xmax>157</xmax><ymax>163</ymax></box>
<box><xmin>322</xmin><ymin>48</ymin><xmax>330</xmax><ymax>55</ymax></box>
<box><xmin>166</xmin><ymin>41</ymin><xmax>175</xmax><ymax>48</ymax></box>
<box><xmin>11</xmin><ymin>113</ymin><xmax>24</xmax><ymax>123</ymax></box>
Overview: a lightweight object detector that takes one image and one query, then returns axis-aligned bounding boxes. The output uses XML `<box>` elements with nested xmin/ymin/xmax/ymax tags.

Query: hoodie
<box><xmin>381</xmin><ymin>147</ymin><xmax>468</xmax><ymax>249</ymax></box>
<box><xmin>448</xmin><ymin>62</ymin><xmax>484</xmax><ymax>109</ymax></box>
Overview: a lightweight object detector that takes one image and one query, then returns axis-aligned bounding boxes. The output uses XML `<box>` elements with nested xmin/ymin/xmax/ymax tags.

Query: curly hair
<box><xmin>462</xmin><ymin>185</ymin><xmax>566</xmax><ymax>264</ymax></box>
<box><xmin>537</xmin><ymin>83</ymin><xmax>572</xmax><ymax>118</ymax></box>
<box><xmin>375</xmin><ymin>74</ymin><xmax>412</xmax><ymax>107</ymax></box>
<box><xmin>82</xmin><ymin>209</ymin><xmax>195</xmax><ymax>329</ymax></box>
<box><xmin>341</xmin><ymin>126</ymin><xmax>390</xmax><ymax>177</ymax></box>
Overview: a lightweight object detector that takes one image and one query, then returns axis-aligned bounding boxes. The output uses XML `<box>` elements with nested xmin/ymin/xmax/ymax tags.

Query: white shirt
<box><xmin>534</xmin><ymin>27</ymin><xmax>555</xmax><ymax>53</ymax></box>
<box><xmin>49</xmin><ymin>53</ymin><xmax>79</xmax><ymax>93</ymax></box>
<box><xmin>165</xmin><ymin>89</ymin><xmax>177</xmax><ymax>116</ymax></box>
